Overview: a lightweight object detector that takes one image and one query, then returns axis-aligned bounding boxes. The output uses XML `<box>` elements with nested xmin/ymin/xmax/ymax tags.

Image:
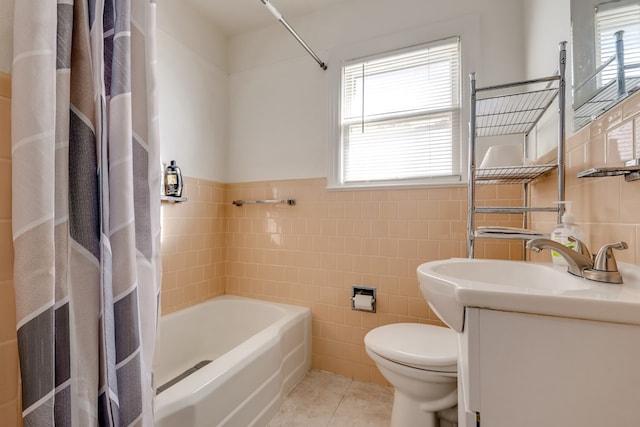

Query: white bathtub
<box><xmin>153</xmin><ymin>295</ymin><xmax>312</xmax><ymax>427</ymax></box>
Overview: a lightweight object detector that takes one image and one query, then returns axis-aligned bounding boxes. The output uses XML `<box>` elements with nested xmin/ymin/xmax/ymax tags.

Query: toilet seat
<box><xmin>365</xmin><ymin>323</ymin><xmax>458</xmax><ymax>373</ymax></box>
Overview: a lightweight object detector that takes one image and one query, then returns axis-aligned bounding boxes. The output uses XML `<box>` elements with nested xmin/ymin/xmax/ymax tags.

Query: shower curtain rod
<box><xmin>259</xmin><ymin>0</ymin><xmax>327</xmax><ymax>70</ymax></box>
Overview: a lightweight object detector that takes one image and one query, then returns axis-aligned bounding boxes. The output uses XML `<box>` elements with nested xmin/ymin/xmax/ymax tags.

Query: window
<box><xmin>595</xmin><ymin>3</ymin><xmax>640</xmax><ymax>88</ymax></box>
<box><xmin>334</xmin><ymin>37</ymin><xmax>461</xmax><ymax>188</ymax></box>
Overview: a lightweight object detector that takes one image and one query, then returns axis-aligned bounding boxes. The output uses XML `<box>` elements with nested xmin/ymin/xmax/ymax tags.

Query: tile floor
<box><xmin>267</xmin><ymin>370</ymin><xmax>394</xmax><ymax>427</ymax></box>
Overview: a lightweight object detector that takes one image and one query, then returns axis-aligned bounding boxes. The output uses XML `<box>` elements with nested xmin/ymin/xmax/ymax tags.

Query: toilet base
<box><xmin>391</xmin><ymin>390</ymin><xmax>438</xmax><ymax>427</ymax></box>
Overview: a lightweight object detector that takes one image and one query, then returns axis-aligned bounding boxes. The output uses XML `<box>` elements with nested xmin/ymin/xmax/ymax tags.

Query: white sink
<box><xmin>417</xmin><ymin>258</ymin><xmax>640</xmax><ymax>332</ymax></box>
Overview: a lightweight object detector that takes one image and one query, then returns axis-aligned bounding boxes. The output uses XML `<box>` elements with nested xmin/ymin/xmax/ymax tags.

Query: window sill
<box><xmin>326</xmin><ymin>176</ymin><xmax>466</xmax><ymax>191</ymax></box>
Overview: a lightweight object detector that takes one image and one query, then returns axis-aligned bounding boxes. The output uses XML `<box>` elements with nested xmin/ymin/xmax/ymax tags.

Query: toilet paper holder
<box><xmin>351</xmin><ymin>286</ymin><xmax>376</xmax><ymax>313</ymax></box>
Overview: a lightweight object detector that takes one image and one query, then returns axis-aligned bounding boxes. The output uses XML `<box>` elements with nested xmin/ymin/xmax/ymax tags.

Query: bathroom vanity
<box><xmin>460</xmin><ymin>308</ymin><xmax>640</xmax><ymax>426</ymax></box>
<box><xmin>417</xmin><ymin>258</ymin><xmax>640</xmax><ymax>427</ymax></box>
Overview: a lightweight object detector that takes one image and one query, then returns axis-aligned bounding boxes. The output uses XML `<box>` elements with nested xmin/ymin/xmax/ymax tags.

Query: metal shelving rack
<box><xmin>467</xmin><ymin>41</ymin><xmax>567</xmax><ymax>258</ymax></box>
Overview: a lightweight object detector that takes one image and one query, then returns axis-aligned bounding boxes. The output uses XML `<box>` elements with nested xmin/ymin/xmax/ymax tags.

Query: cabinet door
<box><xmin>465</xmin><ymin>309</ymin><xmax>640</xmax><ymax>427</ymax></box>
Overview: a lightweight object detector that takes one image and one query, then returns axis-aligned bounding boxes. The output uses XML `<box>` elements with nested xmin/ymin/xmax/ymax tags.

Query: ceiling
<box><xmin>186</xmin><ymin>0</ymin><xmax>351</xmax><ymax>36</ymax></box>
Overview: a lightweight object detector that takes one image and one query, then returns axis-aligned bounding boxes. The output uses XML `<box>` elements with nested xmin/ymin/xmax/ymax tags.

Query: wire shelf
<box><xmin>475</xmin><ymin>88</ymin><xmax>558</xmax><ymax>137</ymax></box>
<box><xmin>468</xmin><ymin>43</ymin><xmax>566</xmax><ymax>259</ymax></box>
<box><xmin>573</xmin><ymin>76</ymin><xmax>640</xmax><ymax>130</ymax></box>
<box><xmin>577</xmin><ymin>159</ymin><xmax>640</xmax><ymax>182</ymax></box>
<box><xmin>475</xmin><ymin>164</ymin><xmax>557</xmax><ymax>184</ymax></box>
<box><xmin>474</xmin><ymin>206</ymin><xmax>559</xmax><ymax>214</ymax></box>
<box><xmin>474</xmin><ymin>226</ymin><xmax>549</xmax><ymax>240</ymax></box>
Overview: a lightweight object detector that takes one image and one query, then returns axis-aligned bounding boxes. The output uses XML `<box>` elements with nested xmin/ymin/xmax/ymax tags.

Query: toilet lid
<box><xmin>365</xmin><ymin>323</ymin><xmax>458</xmax><ymax>372</ymax></box>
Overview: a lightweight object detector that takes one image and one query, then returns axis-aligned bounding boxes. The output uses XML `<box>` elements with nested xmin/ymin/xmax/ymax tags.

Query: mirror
<box><xmin>571</xmin><ymin>0</ymin><xmax>640</xmax><ymax>131</ymax></box>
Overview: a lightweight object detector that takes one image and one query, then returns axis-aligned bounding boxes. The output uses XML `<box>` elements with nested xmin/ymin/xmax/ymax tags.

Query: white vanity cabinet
<box><xmin>458</xmin><ymin>308</ymin><xmax>640</xmax><ymax>427</ymax></box>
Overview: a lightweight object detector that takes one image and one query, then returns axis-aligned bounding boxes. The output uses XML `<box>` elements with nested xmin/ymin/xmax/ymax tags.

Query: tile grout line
<box><xmin>325</xmin><ymin>378</ymin><xmax>353</xmax><ymax>427</ymax></box>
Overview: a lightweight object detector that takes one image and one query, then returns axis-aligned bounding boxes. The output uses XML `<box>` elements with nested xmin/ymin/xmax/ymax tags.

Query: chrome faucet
<box><xmin>526</xmin><ymin>238</ymin><xmax>628</xmax><ymax>284</ymax></box>
<box><xmin>526</xmin><ymin>238</ymin><xmax>594</xmax><ymax>278</ymax></box>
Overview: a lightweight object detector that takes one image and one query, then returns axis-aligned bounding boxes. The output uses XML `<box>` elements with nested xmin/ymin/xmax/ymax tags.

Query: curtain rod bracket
<box><xmin>259</xmin><ymin>0</ymin><xmax>327</xmax><ymax>70</ymax></box>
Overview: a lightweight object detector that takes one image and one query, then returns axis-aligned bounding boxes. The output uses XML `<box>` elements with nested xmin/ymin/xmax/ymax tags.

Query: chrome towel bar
<box><xmin>232</xmin><ymin>199</ymin><xmax>296</xmax><ymax>207</ymax></box>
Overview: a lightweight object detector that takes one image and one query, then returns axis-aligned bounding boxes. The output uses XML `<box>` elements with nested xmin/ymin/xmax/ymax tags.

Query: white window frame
<box><xmin>327</xmin><ymin>18</ymin><xmax>480</xmax><ymax>190</ymax></box>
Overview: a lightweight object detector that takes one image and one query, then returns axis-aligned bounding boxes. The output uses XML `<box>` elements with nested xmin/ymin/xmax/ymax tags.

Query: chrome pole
<box><xmin>260</xmin><ymin>0</ymin><xmax>327</xmax><ymax>70</ymax></box>
<box><xmin>468</xmin><ymin>73</ymin><xmax>477</xmax><ymax>259</ymax></box>
<box><xmin>615</xmin><ymin>31</ymin><xmax>626</xmax><ymax>97</ymax></box>
<box><xmin>557</xmin><ymin>41</ymin><xmax>567</xmax><ymax>223</ymax></box>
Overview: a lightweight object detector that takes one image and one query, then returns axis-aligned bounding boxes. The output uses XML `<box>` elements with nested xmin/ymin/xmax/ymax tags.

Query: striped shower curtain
<box><xmin>12</xmin><ymin>0</ymin><xmax>161</xmax><ymax>426</ymax></box>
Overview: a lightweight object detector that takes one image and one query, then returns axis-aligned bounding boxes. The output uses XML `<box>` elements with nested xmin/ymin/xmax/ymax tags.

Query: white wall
<box><xmin>1</xmin><ymin>0</ymin><xmax>229</xmax><ymax>182</ymax></box>
<box><xmin>522</xmin><ymin>0</ymin><xmax>572</xmax><ymax>158</ymax></box>
<box><xmin>157</xmin><ymin>0</ymin><xmax>229</xmax><ymax>182</ymax></box>
<box><xmin>0</xmin><ymin>0</ymin><xmax>14</xmax><ymax>73</ymax></box>
<box><xmin>227</xmin><ymin>0</ymin><xmax>527</xmax><ymax>183</ymax></box>
<box><xmin>1</xmin><ymin>0</ymin><xmax>576</xmax><ymax>184</ymax></box>
<box><xmin>523</xmin><ymin>0</ymin><xmax>571</xmax><ymax>82</ymax></box>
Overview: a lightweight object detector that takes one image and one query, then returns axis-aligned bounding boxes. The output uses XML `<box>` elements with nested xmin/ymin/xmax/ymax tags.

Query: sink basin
<box><xmin>418</xmin><ymin>258</ymin><xmax>640</xmax><ymax>332</ymax></box>
<box><xmin>429</xmin><ymin>259</ymin><xmax>588</xmax><ymax>291</ymax></box>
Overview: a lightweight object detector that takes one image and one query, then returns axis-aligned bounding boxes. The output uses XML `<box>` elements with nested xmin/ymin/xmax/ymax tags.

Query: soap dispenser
<box><xmin>550</xmin><ymin>201</ymin><xmax>585</xmax><ymax>265</ymax></box>
<box><xmin>164</xmin><ymin>160</ymin><xmax>183</xmax><ymax>197</ymax></box>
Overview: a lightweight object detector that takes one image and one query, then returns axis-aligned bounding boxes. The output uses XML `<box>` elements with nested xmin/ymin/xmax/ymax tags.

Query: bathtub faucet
<box><xmin>526</xmin><ymin>237</ymin><xmax>628</xmax><ymax>284</ymax></box>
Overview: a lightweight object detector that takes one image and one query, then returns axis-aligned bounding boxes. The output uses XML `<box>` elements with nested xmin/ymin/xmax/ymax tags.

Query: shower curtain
<box><xmin>11</xmin><ymin>0</ymin><xmax>161</xmax><ymax>426</ymax></box>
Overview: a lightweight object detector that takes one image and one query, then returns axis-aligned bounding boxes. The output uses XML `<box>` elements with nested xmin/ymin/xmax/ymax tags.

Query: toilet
<box><xmin>364</xmin><ymin>323</ymin><xmax>458</xmax><ymax>427</ymax></box>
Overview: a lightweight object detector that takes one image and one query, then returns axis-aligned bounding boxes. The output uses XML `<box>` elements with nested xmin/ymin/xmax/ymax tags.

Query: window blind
<box><xmin>341</xmin><ymin>38</ymin><xmax>461</xmax><ymax>184</ymax></box>
<box><xmin>595</xmin><ymin>4</ymin><xmax>640</xmax><ymax>87</ymax></box>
